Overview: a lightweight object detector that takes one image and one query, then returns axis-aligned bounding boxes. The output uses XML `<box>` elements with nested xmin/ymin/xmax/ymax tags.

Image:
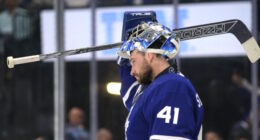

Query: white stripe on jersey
<box><xmin>150</xmin><ymin>135</ymin><xmax>190</xmax><ymax>140</ymax></box>
<box><xmin>177</xmin><ymin>72</ymin><xmax>185</xmax><ymax>77</ymax></box>
<box><xmin>198</xmin><ymin>125</ymin><xmax>203</xmax><ymax>140</ymax></box>
<box><xmin>123</xmin><ymin>81</ymin><xmax>139</xmax><ymax>107</ymax></box>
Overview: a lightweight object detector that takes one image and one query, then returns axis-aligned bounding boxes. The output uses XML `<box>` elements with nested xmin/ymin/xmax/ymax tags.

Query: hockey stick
<box><xmin>7</xmin><ymin>19</ymin><xmax>260</xmax><ymax>68</ymax></box>
<box><xmin>7</xmin><ymin>42</ymin><xmax>122</xmax><ymax>68</ymax></box>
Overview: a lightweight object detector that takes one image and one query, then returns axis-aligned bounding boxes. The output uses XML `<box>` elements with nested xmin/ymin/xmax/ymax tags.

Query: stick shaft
<box><xmin>7</xmin><ymin>42</ymin><xmax>122</xmax><ymax>68</ymax></box>
<box><xmin>40</xmin><ymin>42</ymin><xmax>123</xmax><ymax>60</ymax></box>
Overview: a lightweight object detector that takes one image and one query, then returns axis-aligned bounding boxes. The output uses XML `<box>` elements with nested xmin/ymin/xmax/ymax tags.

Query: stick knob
<box><xmin>7</xmin><ymin>55</ymin><xmax>40</xmax><ymax>68</ymax></box>
<box><xmin>7</xmin><ymin>56</ymin><xmax>15</xmax><ymax>68</ymax></box>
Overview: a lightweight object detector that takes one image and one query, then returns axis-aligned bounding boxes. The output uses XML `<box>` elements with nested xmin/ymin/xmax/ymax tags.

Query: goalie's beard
<box><xmin>135</xmin><ymin>59</ymin><xmax>152</xmax><ymax>85</ymax></box>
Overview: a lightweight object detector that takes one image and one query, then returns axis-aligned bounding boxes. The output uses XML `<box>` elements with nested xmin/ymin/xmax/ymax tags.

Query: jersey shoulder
<box><xmin>151</xmin><ymin>72</ymin><xmax>195</xmax><ymax>94</ymax></box>
<box><xmin>141</xmin><ymin>72</ymin><xmax>197</xmax><ymax>108</ymax></box>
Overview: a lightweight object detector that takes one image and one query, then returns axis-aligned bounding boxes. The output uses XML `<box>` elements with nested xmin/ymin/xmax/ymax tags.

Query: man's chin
<box><xmin>136</xmin><ymin>78</ymin><xmax>150</xmax><ymax>85</ymax></box>
<box><xmin>135</xmin><ymin>77</ymin><xmax>141</xmax><ymax>83</ymax></box>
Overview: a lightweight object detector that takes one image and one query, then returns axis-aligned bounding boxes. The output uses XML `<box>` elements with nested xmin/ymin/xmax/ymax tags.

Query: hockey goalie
<box><xmin>117</xmin><ymin>11</ymin><xmax>203</xmax><ymax>140</ymax></box>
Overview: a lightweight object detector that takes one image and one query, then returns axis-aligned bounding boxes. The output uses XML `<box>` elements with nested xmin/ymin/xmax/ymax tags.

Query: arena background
<box><xmin>0</xmin><ymin>0</ymin><xmax>259</xmax><ymax>140</ymax></box>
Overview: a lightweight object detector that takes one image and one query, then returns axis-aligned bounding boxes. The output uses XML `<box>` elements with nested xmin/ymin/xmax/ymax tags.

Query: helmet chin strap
<box><xmin>145</xmin><ymin>49</ymin><xmax>165</xmax><ymax>55</ymax></box>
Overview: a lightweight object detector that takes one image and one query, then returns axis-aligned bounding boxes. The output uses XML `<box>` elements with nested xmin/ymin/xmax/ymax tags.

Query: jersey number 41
<box><xmin>157</xmin><ymin>106</ymin><xmax>180</xmax><ymax>125</ymax></box>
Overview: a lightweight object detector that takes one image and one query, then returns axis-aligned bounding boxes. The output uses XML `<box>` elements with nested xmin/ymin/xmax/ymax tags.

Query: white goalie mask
<box><xmin>118</xmin><ymin>22</ymin><xmax>180</xmax><ymax>59</ymax></box>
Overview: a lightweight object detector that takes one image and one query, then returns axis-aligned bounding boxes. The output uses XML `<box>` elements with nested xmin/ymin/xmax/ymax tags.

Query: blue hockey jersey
<box><xmin>119</xmin><ymin>64</ymin><xmax>203</xmax><ymax>140</ymax></box>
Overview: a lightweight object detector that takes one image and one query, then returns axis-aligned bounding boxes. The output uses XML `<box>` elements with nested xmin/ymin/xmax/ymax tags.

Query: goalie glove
<box><xmin>117</xmin><ymin>56</ymin><xmax>131</xmax><ymax>66</ymax></box>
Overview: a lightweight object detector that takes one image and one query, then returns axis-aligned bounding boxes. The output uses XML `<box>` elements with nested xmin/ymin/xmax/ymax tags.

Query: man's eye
<box><xmin>130</xmin><ymin>60</ymin><xmax>135</xmax><ymax>65</ymax></box>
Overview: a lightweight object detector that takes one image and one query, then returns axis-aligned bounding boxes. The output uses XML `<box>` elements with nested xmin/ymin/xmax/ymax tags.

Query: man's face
<box><xmin>205</xmin><ymin>131</ymin><xmax>222</xmax><ymax>140</ymax></box>
<box><xmin>69</xmin><ymin>108</ymin><xmax>84</xmax><ymax>126</ymax></box>
<box><xmin>6</xmin><ymin>0</ymin><xmax>16</xmax><ymax>11</ymax></box>
<box><xmin>130</xmin><ymin>50</ymin><xmax>152</xmax><ymax>85</ymax></box>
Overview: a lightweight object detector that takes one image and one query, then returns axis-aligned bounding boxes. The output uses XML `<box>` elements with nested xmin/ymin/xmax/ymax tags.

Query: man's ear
<box><xmin>145</xmin><ymin>53</ymin><xmax>155</xmax><ymax>63</ymax></box>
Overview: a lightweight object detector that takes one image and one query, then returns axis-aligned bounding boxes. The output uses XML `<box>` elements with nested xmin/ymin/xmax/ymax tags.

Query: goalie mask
<box><xmin>118</xmin><ymin>22</ymin><xmax>180</xmax><ymax>59</ymax></box>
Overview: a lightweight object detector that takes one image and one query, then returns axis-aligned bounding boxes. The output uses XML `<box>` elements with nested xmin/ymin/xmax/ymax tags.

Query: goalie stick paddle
<box><xmin>173</xmin><ymin>19</ymin><xmax>260</xmax><ymax>63</ymax></box>
<box><xmin>7</xmin><ymin>19</ymin><xmax>260</xmax><ymax>68</ymax></box>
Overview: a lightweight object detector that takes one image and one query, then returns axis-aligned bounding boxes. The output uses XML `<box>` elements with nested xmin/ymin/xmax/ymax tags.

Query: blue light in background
<box><xmin>101</xmin><ymin>12</ymin><xmax>123</xmax><ymax>55</ymax></box>
<box><xmin>100</xmin><ymin>9</ymin><xmax>192</xmax><ymax>56</ymax></box>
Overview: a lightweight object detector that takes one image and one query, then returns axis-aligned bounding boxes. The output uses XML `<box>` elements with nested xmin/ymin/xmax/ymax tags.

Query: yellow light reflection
<box><xmin>106</xmin><ymin>82</ymin><xmax>121</xmax><ymax>96</ymax></box>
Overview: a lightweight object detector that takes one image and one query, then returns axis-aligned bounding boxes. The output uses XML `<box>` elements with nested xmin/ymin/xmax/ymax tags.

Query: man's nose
<box><xmin>130</xmin><ymin>67</ymin><xmax>135</xmax><ymax>76</ymax></box>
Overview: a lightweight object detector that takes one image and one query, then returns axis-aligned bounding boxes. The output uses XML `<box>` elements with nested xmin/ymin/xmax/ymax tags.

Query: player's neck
<box><xmin>151</xmin><ymin>61</ymin><xmax>170</xmax><ymax>81</ymax></box>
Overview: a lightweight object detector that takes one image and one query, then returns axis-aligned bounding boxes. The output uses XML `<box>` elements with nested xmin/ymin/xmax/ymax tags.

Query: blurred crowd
<box><xmin>35</xmin><ymin>107</ymin><xmax>113</xmax><ymax>140</ymax></box>
<box><xmin>203</xmin><ymin>69</ymin><xmax>260</xmax><ymax>140</ymax></box>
